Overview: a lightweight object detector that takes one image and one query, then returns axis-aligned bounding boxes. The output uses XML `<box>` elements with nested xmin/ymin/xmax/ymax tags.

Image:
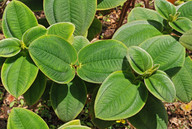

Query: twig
<box><xmin>115</xmin><ymin>0</ymin><xmax>135</xmax><ymax>31</ymax></box>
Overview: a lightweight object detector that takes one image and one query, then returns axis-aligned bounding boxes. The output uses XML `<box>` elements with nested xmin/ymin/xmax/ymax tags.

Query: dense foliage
<box><xmin>1</xmin><ymin>0</ymin><xmax>192</xmax><ymax>128</ymax></box>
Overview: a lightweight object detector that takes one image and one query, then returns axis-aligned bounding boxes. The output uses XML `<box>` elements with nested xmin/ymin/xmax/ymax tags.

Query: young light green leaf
<box><xmin>44</xmin><ymin>0</ymin><xmax>97</xmax><ymax>36</ymax></box>
<box><xmin>128</xmin><ymin>94</ymin><xmax>168</xmax><ymax>129</ymax></box>
<box><xmin>0</xmin><ymin>38</ymin><xmax>21</xmax><ymax>57</ymax></box>
<box><xmin>97</xmin><ymin>0</ymin><xmax>126</xmax><ymax>10</ymax></box>
<box><xmin>61</xmin><ymin>125</ymin><xmax>91</xmax><ymax>129</ymax></box>
<box><xmin>47</xmin><ymin>22</ymin><xmax>75</xmax><ymax>41</ymax></box>
<box><xmin>72</xmin><ymin>36</ymin><xmax>90</xmax><ymax>53</ymax></box>
<box><xmin>2</xmin><ymin>0</ymin><xmax>38</xmax><ymax>40</ymax></box>
<box><xmin>112</xmin><ymin>20</ymin><xmax>162</xmax><ymax>47</ymax></box>
<box><xmin>58</xmin><ymin>120</ymin><xmax>81</xmax><ymax>129</ymax></box>
<box><xmin>77</xmin><ymin>39</ymin><xmax>128</xmax><ymax>83</ymax></box>
<box><xmin>23</xmin><ymin>72</ymin><xmax>47</xmax><ymax>105</ymax></box>
<box><xmin>179</xmin><ymin>28</ymin><xmax>192</xmax><ymax>50</ymax></box>
<box><xmin>1</xmin><ymin>53</ymin><xmax>38</xmax><ymax>98</ymax></box>
<box><xmin>144</xmin><ymin>70</ymin><xmax>176</xmax><ymax>102</ymax></box>
<box><xmin>128</xmin><ymin>7</ymin><xmax>164</xmax><ymax>25</ymax></box>
<box><xmin>95</xmin><ymin>71</ymin><xmax>148</xmax><ymax>120</ymax></box>
<box><xmin>87</xmin><ymin>18</ymin><xmax>102</xmax><ymax>41</ymax></box>
<box><xmin>7</xmin><ymin>108</ymin><xmax>49</xmax><ymax>129</ymax></box>
<box><xmin>140</xmin><ymin>35</ymin><xmax>185</xmax><ymax>71</ymax></box>
<box><xmin>29</xmin><ymin>35</ymin><xmax>77</xmax><ymax>84</ymax></box>
<box><xmin>155</xmin><ymin>0</ymin><xmax>176</xmax><ymax>21</ymax></box>
<box><xmin>177</xmin><ymin>1</ymin><xmax>192</xmax><ymax>20</ymax></box>
<box><xmin>171</xmin><ymin>57</ymin><xmax>192</xmax><ymax>102</ymax></box>
<box><xmin>50</xmin><ymin>77</ymin><xmax>87</xmax><ymax>122</ymax></box>
<box><xmin>127</xmin><ymin>46</ymin><xmax>153</xmax><ymax>75</ymax></box>
<box><xmin>169</xmin><ymin>17</ymin><xmax>192</xmax><ymax>34</ymax></box>
<box><xmin>22</xmin><ymin>25</ymin><xmax>47</xmax><ymax>46</ymax></box>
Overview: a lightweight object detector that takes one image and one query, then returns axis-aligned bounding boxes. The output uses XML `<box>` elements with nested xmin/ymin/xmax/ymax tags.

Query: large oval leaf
<box><xmin>87</xmin><ymin>18</ymin><xmax>102</xmax><ymax>41</ymax></box>
<box><xmin>44</xmin><ymin>0</ymin><xmax>97</xmax><ymax>36</ymax></box>
<box><xmin>140</xmin><ymin>35</ymin><xmax>185</xmax><ymax>72</ymax></box>
<box><xmin>50</xmin><ymin>77</ymin><xmax>87</xmax><ymax>122</ymax></box>
<box><xmin>155</xmin><ymin>0</ymin><xmax>176</xmax><ymax>21</ymax></box>
<box><xmin>179</xmin><ymin>28</ymin><xmax>192</xmax><ymax>50</ymax></box>
<box><xmin>23</xmin><ymin>72</ymin><xmax>47</xmax><ymax>105</ymax></box>
<box><xmin>47</xmin><ymin>22</ymin><xmax>75</xmax><ymax>41</ymax></box>
<box><xmin>58</xmin><ymin>120</ymin><xmax>81</xmax><ymax>129</ymax></box>
<box><xmin>127</xmin><ymin>46</ymin><xmax>153</xmax><ymax>75</ymax></box>
<box><xmin>177</xmin><ymin>1</ymin><xmax>192</xmax><ymax>20</ymax></box>
<box><xmin>22</xmin><ymin>25</ymin><xmax>47</xmax><ymax>46</ymax></box>
<box><xmin>0</xmin><ymin>38</ymin><xmax>21</xmax><ymax>57</ymax></box>
<box><xmin>29</xmin><ymin>35</ymin><xmax>77</xmax><ymax>84</ymax></box>
<box><xmin>2</xmin><ymin>0</ymin><xmax>38</xmax><ymax>40</ymax></box>
<box><xmin>128</xmin><ymin>7</ymin><xmax>164</xmax><ymax>25</ymax></box>
<box><xmin>7</xmin><ymin>108</ymin><xmax>49</xmax><ymax>129</ymax></box>
<box><xmin>144</xmin><ymin>70</ymin><xmax>176</xmax><ymax>102</ymax></box>
<box><xmin>61</xmin><ymin>125</ymin><xmax>91</xmax><ymax>129</ymax></box>
<box><xmin>72</xmin><ymin>36</ymin><xmax>90</xmax><ymax>53</ymax></box>
<box><xmin>112</xmin><ymin>20</ymin><xmax>162</xmax><ymax>47</ymax></box>
<box><xmin>1</xmin><ymin>53</ymin><xmax>38</xmax><ymax>98</ymax></box>
<box><xmin>169</xmin><ymin>17</ymin><xmax>192</xmax><ymax>34</ymax></box>
<box><xmin>95</xmin><ymin>71</ymin><xmax>148</xmax><ymax>120</ymax></box>
<box><xmin>97</xmin><ymin>0</ymin><xmax>126</xmax><ymax>10</ymax></box>
<box><xmin>128</xmin><ymin>94</ymin><xmax>168</xmax><ymax>129</ymax></box>
<box><xmin>171</xmin><ymin>57</ymin><xmax>192</xmax><ymax>102</ymax></box>
<box><xmin>77</xmin><ymin>40</ymin><xmax>128</xmax><ymax>83</ymax></box>
<box><xmin>90</xmin><ymin>87</ymin><xmax>115</xmax><ymax>129</ymax></box>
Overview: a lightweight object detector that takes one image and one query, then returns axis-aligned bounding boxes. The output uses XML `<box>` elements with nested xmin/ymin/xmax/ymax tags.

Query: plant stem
<box><xmin>116</xmin><ymin>0</ymin><xmax>135</xmax><ymax>31</ymax></box>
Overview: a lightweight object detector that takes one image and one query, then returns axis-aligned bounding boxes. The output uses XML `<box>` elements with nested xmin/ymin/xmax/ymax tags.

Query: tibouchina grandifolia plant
<box><xmin>1</xmin><ymin>0</ymin><xmax>192</xmax><ymax>128</ymax></box>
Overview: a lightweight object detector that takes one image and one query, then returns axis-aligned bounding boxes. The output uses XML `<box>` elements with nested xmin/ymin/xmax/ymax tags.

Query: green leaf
<box><xmin>179</xmin><ymin>28</ymin><xmax>192</xmax><ymax>50</ymax></box>
<box><xmin>171</xmin><ymin>57</ymin><xmax>192</xmax><ymax>102</ymax></box>
<box><xmin>155</xmin><ymin>0</ymin><xmax>176</xmax><ymax>21</ymax></box>
<box><xmin>7</xmin><ymin>108</ymin><xmax>49</xmax><ymax>129</ymax></box>
<box><xmin>0</xmin><ymin>57</ymin><xmax>5</xmax><ymax>67</ymax></box>
<box><xmin>58</xmin><ymin>120</ymin><xmax>81</xmax><ymax>129</ymax></box>
<box><xmin>97</xmin><ymin>0</ymin><xmax>126</xmax><ymax>10</ymax></box>
<box><xmin>22</xmin><ymin>25</ymin><xmax>47</xmax><ymax>47</ymax></box>
<box><xmin>140</xmin><ymin>35</ymin><xmax>185</xmax><ymax>71</ymax></box>
<box><xmin>177</xmin><ymin>1</ymin><xmax>192</xmax><ymax>21</ymax></box>
<box><xmin>144</xmin><ymin>70</ymin><xmax>176</xmax><ymax>102</ymax></box>
<box><xmin>50</xmin><ymin>77</ymin><xmax>87</xmax><ymax>122</ymax></box>
<box><xmin>77</xmin><ymin>39</ymin><xmax>128</xmax><ymax>83</ymax></box>
<box><xmin>169</xmin><ymin>17</ymin><xmax>192</xmax><ymax>33</ymax></box>
<box><xmin>128</xmin><ymin>94</ymin><xmax>168</xmax><ymax>129</ymax></box>
<box><xmin>90</xmin><ymin>87</ymin><xmax>115</xmax><ymax>129</ymax></box>
<box><xmin>127</xmin><ymin>46</ymin><xmax>153</xmax><ymax>75</ymax></box>
<box><xmin>29</xmin><ymin>35</ymin><xmax>77</xmax><ymax>84</ymax></box>
<box><xmin>19</xmin><ymin>0</ymin><xmax>43</xmax><ymax>11</ymax></box>
<box><xmin>95</xmin><ymin>71</ymin><xmax>148</xmax><ymax>120</ymax></box>
<box><xmin>112</xmin><ymin>20</ymin><xmax>162</xmax><ymax>47</ymax></box>
<box><xmin>2</xmin><ymin>0</ymin><xmax>38</xmax><ymax>40</ymax></box>
<box><xmin>61</xmin><ymin>125</ymin><xmax>91</xmax><ymax>129</ymax></box>
<box><xmin>23</xmin><ymin>72</ymin><xmax>47</xmax><ymax>105</ymax></box>
<box><xmin>1</xmin><ymin>53</ymin><xmax>38</xmax><ymax>98</ymax></box>
<box><xmin>128</xmin><ymin>7</ymin><xmax>164</xmax><ymax>25</ymax></box>
<box><xmin>0</xmin><ymin>38</ymin><xmax>21</xmax><ymax>57</ymax></box>
<box><xmin>72</xmin><ymin>36</ymin><xmax>90</xmax><ymax>53</ymax></box>
<box><xmin>87</xmin><ymin>18</ymin><xmax>102</xmax><ymax>41</ymax></box>
<box><xmin>44</xmin><ymin>0</ymin><xmax>97</xmax><ymax>36</ymax></box>
<box><xmin>47</xmin><ymin>22</ymin><xmax>75</xmax><ymax>41</ymax></box>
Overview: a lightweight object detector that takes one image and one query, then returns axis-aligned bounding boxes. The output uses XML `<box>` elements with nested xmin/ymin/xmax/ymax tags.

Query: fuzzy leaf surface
<box><xmin>2</xmin><ymin>1</ymin><xmax>38</xmax><ymax>39</ymax></box>
<box><xmin>29</xmin><ymin>35</ymin><xmax>77</xmax><ymax>84</ymax></box>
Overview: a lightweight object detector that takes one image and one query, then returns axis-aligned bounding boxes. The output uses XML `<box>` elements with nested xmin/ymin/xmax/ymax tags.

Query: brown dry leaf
<box><xmin>6</xmin><ymin>94</ymin><xmax>15</xmax><ymax>103</ymax></box>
